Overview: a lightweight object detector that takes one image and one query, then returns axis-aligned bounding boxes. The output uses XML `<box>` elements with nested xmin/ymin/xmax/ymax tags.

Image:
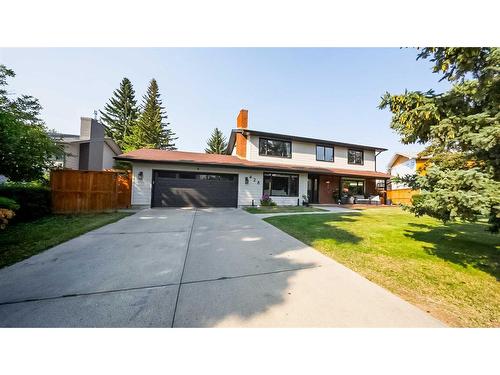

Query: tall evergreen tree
<box><xmin>379</xmin><ymin>48</ymin><xmax>500</xmax><ymax>232</ymax></box>
<box><xmin>99</xmin><ymin>77</ymin><xmax>139</xmax><ymax>149</ymax></box>
<box><xmin>123</xmin><ymin>79</ymin><xmax>176</xmax><ymax>151</ymax></box>
<box><xmin>205</xmin><ymin>127</ymin><xmax>228</xmax><ymax>154</ymax></box>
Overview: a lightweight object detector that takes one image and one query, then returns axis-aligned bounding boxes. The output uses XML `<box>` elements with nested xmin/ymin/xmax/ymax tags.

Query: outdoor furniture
<box><xmin>369</xmin><ymin>195</ymin><xmax>380</xmax><ymax>205</ymax></box>
<box><xmin>354</xmin><ymin>195</ymin><xmax>370</xmax><ymax>204</ymax></box>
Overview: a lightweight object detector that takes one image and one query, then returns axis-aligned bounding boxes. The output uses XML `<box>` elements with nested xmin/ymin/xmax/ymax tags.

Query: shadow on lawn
<box><xmin>266</xmin><ymin>211</ymin><xmax>363</xmax><ymax>246</ymax></box>
<box><xmin>404</xmin><ymin>223</ymin><xmax>499</xmax><ymax>280</ymax></box>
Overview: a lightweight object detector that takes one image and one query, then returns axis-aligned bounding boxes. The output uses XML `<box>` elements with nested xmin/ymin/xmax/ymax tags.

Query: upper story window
<box><xmin>348</xmin><ymin>149</ymin><xmax>364</xmax><ymax>165</ymax></box>
<box><xmin>259</xmin><ymin>138</ymin><xmax>292</xmax><ymax>158</ymax></box>
<box><xmin>316</xmin><ymin>145</ymin><xmax>334</xmax><ymax>162</ymax></box>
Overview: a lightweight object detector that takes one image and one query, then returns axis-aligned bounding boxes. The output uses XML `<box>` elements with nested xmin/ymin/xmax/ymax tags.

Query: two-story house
<box><xmin>115</xmin><ymin>109</ymin><xmax>390</xmax><ymax>208</ymax></box>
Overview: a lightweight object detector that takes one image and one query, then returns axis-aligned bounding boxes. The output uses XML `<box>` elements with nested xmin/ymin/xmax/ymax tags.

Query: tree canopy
<box><xmin>99</xmin><ymin>77</ymin><xmax>139</xmax><ymax>150</ymax></box>
<box><xmin>379</xmin><ymin>48</ymin><xmax>500</xmax><ymax>232</ymax></box>
<box><xmin>123</xmin><ymin>79</ymin><xmax>177</xmax><ymax>151</ymax></box>
<box><xmin>0</xmin><ymin>65</ymin><xmax>62</xmax><ymax>182</ymax></box>
<box><xmin>205</xmin><ymin>127</ymin><xmax>228</xmax><ymax>154</ymax></box>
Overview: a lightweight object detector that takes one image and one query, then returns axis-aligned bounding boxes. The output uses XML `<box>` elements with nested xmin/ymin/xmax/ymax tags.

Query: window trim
<box><xmin>262</xmin><ymin>172</ymin><xmax>300</xmax><ymax>197</ymax></box>
<box><xmin>258</xmin><ymin>137</ymin><xmax>292</xmax><ymax>159</ymax></box>
<box><xmin>347</xmin><ymin>148</ymin><xmax>364</xmax><ymax>165</ymax></box>
<box><xmin>316</xmin><ymin>144</ymin><xmax>334</xmax><ymax>162</ymax></box>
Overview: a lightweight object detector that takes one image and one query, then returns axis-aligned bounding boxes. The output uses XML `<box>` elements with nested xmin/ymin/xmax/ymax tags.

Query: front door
<box><xmin>307</xmin><ymin>175</ymin><xmax>320</xmax><ymax>204</ymax></box>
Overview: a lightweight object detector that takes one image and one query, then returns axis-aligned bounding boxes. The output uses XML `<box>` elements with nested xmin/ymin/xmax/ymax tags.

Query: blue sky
<box><xmin>0</xmin><ymin>48</ymin><xmax>450</xmax><ymax>171</ymax></box>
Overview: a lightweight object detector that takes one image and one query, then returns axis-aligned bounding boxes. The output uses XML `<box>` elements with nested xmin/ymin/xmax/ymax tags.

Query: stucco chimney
<box><xmin>235</xmin><ymin>109</ymin><xmax>248</xmax><ymax>158</ymax></box>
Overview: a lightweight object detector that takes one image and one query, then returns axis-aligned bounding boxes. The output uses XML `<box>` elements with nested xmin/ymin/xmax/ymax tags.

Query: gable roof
<box><xmin>226</xmin><ymin>129</ymin><xmax>388</xmax><ymax>154</ymax></box>
<box><xmin>115</xmin><ymin>149</ymin><xmax>390</xmax><ymax>178</ymax></box>
<box><xmin>387</xmin><ymin>152</ymin><xmax>431</xmax><ymax>170</ymax></box>
<box><xmin>49</xmin><ymin>132</ymin><xmax>122</xmax><ymax>155</ymax></box>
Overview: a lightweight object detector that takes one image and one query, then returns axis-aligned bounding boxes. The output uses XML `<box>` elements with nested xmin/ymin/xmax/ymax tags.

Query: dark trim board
<box><xmin>227</xmin><ymin>129</ymin><xmax>388</xmax><ymax>154</ymax></box>
<box><xmin>151</xmin><ymin>169</ymin><xmax>239</xmax><ymax>208</ymax></box>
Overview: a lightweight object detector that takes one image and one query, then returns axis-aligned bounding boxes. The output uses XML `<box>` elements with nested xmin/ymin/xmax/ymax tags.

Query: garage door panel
<box><xmin>152</xmin><ymin>172</ymin><xmax>238</xmax><ymax>207</ymax></box>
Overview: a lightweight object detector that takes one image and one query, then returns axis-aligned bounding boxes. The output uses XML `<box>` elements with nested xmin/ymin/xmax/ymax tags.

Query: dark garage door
<box><xmin>152</xmin><ymin>170</ymin><xmax>238</xmax><ymax>207</ymax></box>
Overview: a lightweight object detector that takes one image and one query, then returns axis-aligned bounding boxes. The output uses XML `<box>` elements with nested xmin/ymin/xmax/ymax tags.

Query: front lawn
<box><xmin>244</xmin><ymin>206</ymin><xmax>327</xmax><ymax>214</ymax></box>
<box><xmin>0</xmin><ymin>212</ymin><xmax>131</xmax><ymax>269</ymax></box>
<box><xmin>265</xmin><ymin>207</ymin><xmax>499</xmax><ymax>327</ymax></box>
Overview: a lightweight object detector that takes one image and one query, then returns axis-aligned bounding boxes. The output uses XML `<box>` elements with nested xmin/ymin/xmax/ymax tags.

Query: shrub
<box><xmin>0</xmin><ymin>208</ymin><xmax>15</xmax><ymax>230</ymax></box>
<box><xmin>0</xmin><ymin>196</ymin><xmax>20</xmax><ymax>211</ymax></box>
<box><xmin>0</xmin><ymin>182</ymin><xmax>51</xmax><ymax>221</ymax></box>
<box><xmin>260</xmin><ymin>193</ymin><xmax>276</xmax><ymax>207</ymax></box>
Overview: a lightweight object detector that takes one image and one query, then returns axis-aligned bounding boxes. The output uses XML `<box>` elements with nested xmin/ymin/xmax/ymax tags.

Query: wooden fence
<box><xmin>386</xmin><ymin>188</ymin><xmax>418</xmax><ymax>205</ymax></box>
<box><xmin>51</xmin><ymin>170</ymin><xmax>131</xmax><ymax>213</ymax></box>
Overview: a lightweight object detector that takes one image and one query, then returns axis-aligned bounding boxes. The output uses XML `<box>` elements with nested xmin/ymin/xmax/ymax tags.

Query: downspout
<box><xmin>374</xmin><ymin>150</ymin><xmax>382</xmax><ymax>171</ymax></box>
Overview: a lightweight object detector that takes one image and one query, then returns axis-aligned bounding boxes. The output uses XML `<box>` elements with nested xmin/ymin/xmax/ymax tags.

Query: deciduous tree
<box><xmin>0</xmin><ymin>65</ymin><xmax>62</xmax><ymax>182</ymax></box>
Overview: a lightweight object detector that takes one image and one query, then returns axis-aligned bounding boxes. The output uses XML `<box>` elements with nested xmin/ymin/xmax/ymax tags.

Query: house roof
<box><xmin>226</xmin><ymin>129</ymin><xmax>388</xmax><ymax>155</ymax></box>
<box><xmin>387</xmin><ymin>152</ymin><xmax>431</xmax><ymax>170</ymax></box>
<box><xmin>50</xmin><ymin>132</ymin><xmax>122</xmax><ymax>155</ymax></box>
<box><xmin>115</xmin><ymin>149</ymin><xmax>391</xmax><ymax>178</ymax></box>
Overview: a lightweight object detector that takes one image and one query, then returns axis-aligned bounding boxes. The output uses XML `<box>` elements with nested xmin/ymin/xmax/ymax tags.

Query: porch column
<box><xmin>384</xmin><ymin>178</ymin><xmax>388</xmax><ymax>205</ymax></box>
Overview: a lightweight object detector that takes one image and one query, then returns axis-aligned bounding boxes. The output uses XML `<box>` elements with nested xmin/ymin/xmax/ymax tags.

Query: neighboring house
<box><xmin>386</xmin><ymin>152</ymin><xmax>430</xmax><ymax>204</ymax></box>
<box><xmin>115</xmin><ymin>109</ymin><xmax>390</xmax><ymax>208</ymax></box>
<box><xmin>50</xmin><ymin>117</ymin><xmax>122</xmax><ymax>171</ymax></box>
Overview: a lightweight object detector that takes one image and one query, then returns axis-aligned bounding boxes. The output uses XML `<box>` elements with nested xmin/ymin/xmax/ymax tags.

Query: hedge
<box><xmin>0</xmin><ymin>183</ymin><xmax>51</xmax><ymax>221</ymax></box>
<box><xmin>0</xmin><ymin>196</ymin><xmax>20</xmax><ymax>211</ymax></box>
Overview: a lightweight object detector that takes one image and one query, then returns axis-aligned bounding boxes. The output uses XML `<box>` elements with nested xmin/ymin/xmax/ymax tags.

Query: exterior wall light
<box><xmin>138</xmin><ymin>171</ymin><xmax>143</xmax><ymax>181</ymax></box>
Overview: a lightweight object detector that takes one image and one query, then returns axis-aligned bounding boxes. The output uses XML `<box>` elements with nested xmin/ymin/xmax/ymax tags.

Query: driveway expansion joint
<box><xmin>170</xmin><ymin>209</ymin><xmax>198</xmax><ymax>327</ymax></box>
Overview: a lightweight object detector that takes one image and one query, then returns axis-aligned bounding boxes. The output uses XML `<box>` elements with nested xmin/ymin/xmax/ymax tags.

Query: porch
<box><xmin>307</xmin><ymin>174</ymin><xmax>389</xmax><ymax>205</ymax></box>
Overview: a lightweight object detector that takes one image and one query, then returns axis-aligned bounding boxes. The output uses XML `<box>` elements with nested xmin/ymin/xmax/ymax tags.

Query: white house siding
<box><xmin>64</xmin><ymin>143</ymin><xmax>80</xmax><ymax>170</ymax></box>
<box><xmin>130</xmin><ymin>162</ymin><xmax>308</xmax><ymax>207</ymax></box>
<box><xmin>390</xmin><ymin>158</ymin><xmax>416</xmax><ymax>190</ymax></box>
<box><xmin>102</xmin><ymin>143</ymin><xmax>116</xmax><ymax>170</ymax></box>
<box><xmin>246</xmin><ymin>135</ymin><xmax>376</xmax><ymax>171</ymax></box>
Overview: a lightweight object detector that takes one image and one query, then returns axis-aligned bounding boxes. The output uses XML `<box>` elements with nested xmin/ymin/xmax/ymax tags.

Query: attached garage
<box><xmin>151</xmin><ymin>170</ymin><xmax>239</xmax><ymax>208</ymax></box>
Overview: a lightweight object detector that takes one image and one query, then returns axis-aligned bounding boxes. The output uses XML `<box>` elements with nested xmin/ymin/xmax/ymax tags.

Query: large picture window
<box><xmin>316</xmin><ymin>145</ymin><xmax>334</xmax><ymax>162</ymax></box>
<box><xmin>263</xmin><ymin>173</ymin><xmax>299</xmax><ymax>197</ymax></box>
<box><xmin>342</xmin><ymin>179</ymin><xmax>365</xmax><ymax>196</ymax></box>
<box><xmin>348</xmin><ymin>149</ymin><xmax>364</xmax><ymax>165</ymax></box>
<box><xmin>259</xmin><ymin>138</ymin><xmax>292</xmax><ymax>158</ymax></box>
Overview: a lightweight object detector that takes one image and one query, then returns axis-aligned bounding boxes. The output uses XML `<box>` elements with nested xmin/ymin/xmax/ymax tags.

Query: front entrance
<box><xmin>307</xmin><ymin>175</ymin><xmax>320</xmax><ymax>204</ymax></box>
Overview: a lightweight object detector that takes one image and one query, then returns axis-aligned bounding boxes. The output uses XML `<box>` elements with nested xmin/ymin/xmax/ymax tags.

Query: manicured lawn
<box><xmin>244</xmin><ymin>206</ymin><xmax>327</xmax><ymax>214</ymax></box>
<box><xmin>0</xmin><ymin>212</ymin><xmax>131</xmax><ymax>269</ymax></box>
<box><xmin>265</xmin><ymin>207</ymin><xmax>499</xmax><ymax>327</ymax></box>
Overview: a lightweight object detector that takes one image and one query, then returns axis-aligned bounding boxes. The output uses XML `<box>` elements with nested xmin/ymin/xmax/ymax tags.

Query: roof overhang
<box><xmin>115</xmin><ymin>154</ymin><xmax>391</xmax><ymax>179</ymax></box>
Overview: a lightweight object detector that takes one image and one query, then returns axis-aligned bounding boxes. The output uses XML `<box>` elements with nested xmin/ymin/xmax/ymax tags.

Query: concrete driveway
<box><xmin>0</xmin><ymin>208</ymin><xmax>443</xmax><ymax>327</ymax></box>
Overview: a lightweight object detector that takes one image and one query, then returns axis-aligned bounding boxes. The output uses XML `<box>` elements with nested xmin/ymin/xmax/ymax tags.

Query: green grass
<box><xmin>244</xmin><ymin>206</ymin><xmax>327</xmax><ymax>214</ymax></box>
<box><xmin>265</xmin><ymin>207</ymin><xmax>500</xmax><ymax>327</ymax></box>
<box><xmin>0</xmin><ymin>212</ymin><xmax>131</xmax><ymax>269</ymax></box>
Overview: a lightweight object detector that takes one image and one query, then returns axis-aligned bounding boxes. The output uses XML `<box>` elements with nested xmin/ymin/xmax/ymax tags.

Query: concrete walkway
<box><xmin>0</xmin><ymin>208</ymin><xmax>444</xmax><ymax>327</ymax></box>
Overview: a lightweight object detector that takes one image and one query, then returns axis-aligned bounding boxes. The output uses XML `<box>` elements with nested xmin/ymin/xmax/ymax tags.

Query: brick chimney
<box><xmin>235</xmin><ymin>109</ymin><xmax>248</xmax><ymax>159</ymax></box>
